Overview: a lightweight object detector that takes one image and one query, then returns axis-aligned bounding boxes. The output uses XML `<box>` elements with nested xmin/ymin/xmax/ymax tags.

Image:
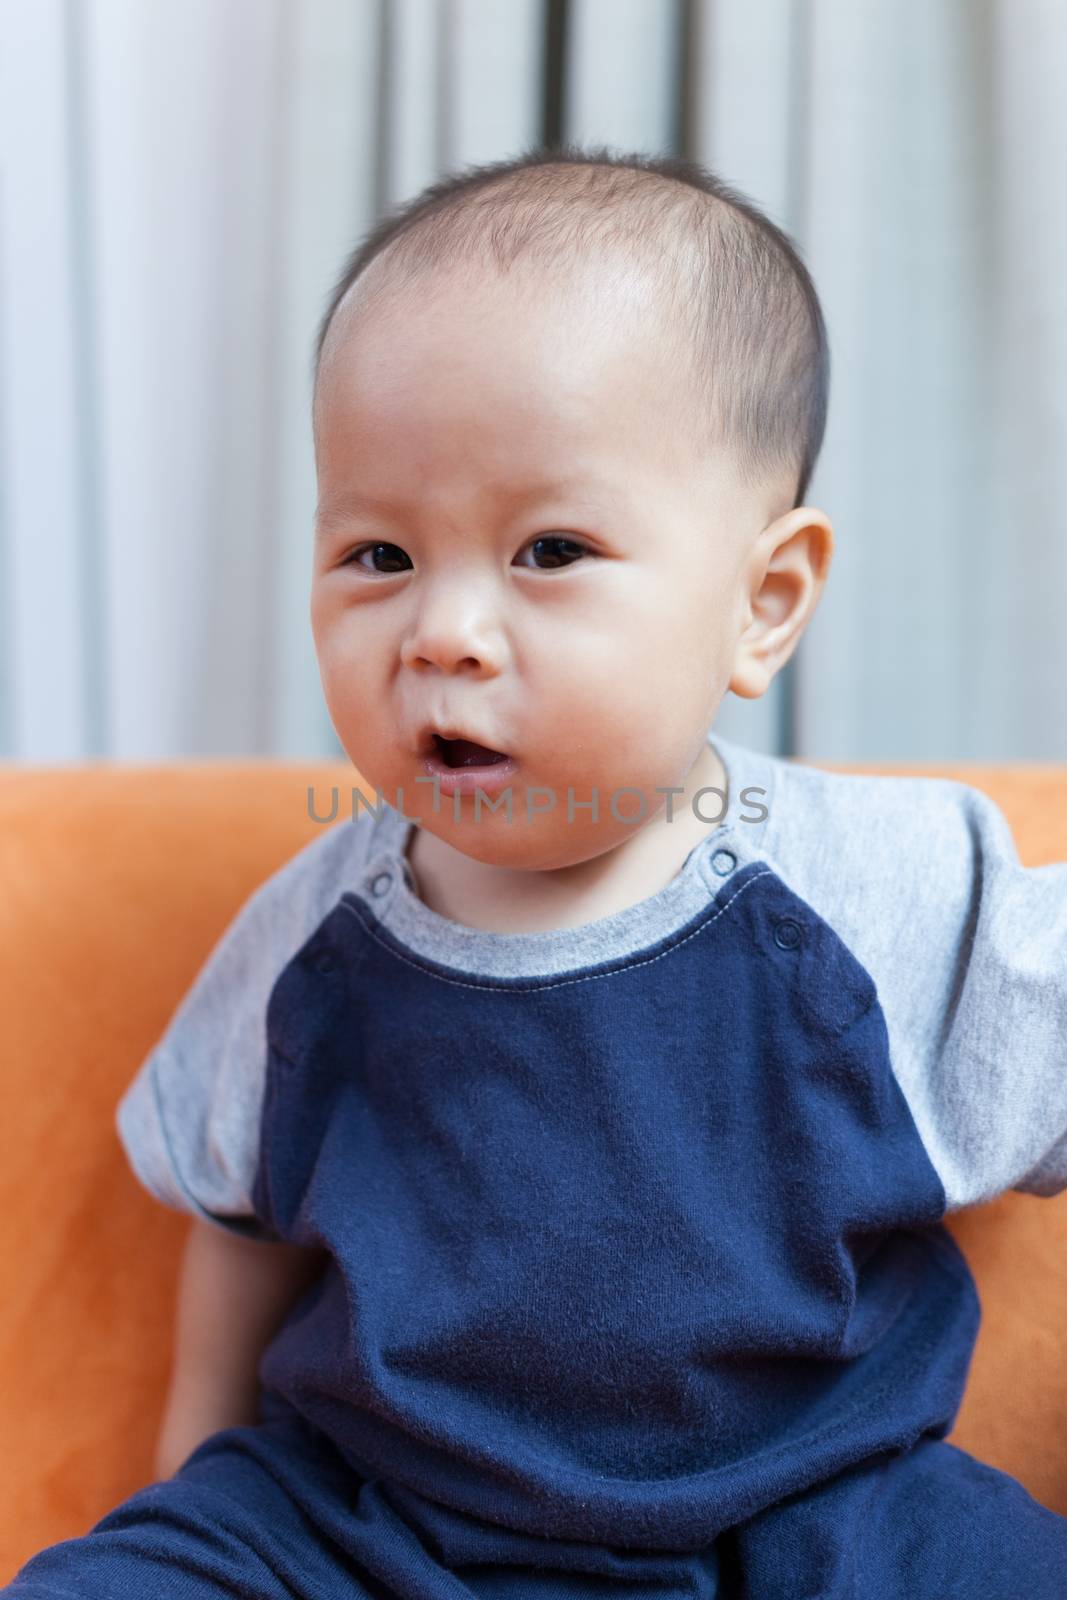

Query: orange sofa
<box><xmin>1</xmin><ymin>757</ymin><xmax>1066</xmax><ymax>1577</ymax></box>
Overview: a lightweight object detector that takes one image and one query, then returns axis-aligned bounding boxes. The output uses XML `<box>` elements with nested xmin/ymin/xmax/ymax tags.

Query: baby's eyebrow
<box><xmin>315</xmin><ymin>488</ymin><xmax>410</xmax><ymax>527</ymax></box>
<box><xmin>315</xmin><ymin>478</ymin><xmax>611</xmax><ymax>532</ymax></box>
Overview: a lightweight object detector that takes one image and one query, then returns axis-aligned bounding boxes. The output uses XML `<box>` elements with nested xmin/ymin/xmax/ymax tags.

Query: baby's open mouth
<box><xmin>434</xmin><ymin>735</ymin><xmax>511</xmax><ymax>769</ymax></box>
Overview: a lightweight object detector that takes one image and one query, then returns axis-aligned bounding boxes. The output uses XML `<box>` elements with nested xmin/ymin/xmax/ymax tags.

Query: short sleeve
<box><xmin>734</xmin><ymin>754</ymin><xmax>1067</xmax><ymax>1213</ymax></box>
<box><xmin>115</xmin><ymin>813</ymin><xmax>375</xmax><ymax>1240</ymax></box>
<box><xmin>923</xmin><ymin>782</ymin><xmax>1067</xmax><ymax>1206</ymax></box>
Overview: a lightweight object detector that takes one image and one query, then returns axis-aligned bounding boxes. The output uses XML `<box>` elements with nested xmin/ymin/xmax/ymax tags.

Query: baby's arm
<box><xmin>153</xmin><ymin>1217</ymin><xmax>328</xmax><ymax>1480</ymax></box>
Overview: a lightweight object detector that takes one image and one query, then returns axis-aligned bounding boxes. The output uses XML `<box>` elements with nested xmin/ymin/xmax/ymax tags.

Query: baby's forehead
<box><xmin>336</xmin><ymin>238</ymin><xmax>680</xmax><ymax>350</ymax></box>
<box><xmin>321</xmin><ymin>276</ymin><xmax>688</xmax><ymax>469</ymax></box>
<box><xmin>320</xmin><ymin>273</ymin><xmax>692</xmax><ymax>460</ymax></box>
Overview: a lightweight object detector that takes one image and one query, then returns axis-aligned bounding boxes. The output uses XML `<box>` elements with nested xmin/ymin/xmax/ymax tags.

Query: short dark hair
<box><xmin>311</xmin><ymin>143</ymin><xmax>830</xmax><ymax>511</ymax></box>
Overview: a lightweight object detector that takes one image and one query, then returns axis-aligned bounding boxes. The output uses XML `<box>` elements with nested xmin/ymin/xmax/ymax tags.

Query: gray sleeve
<box><xmin>929</xmin><ymin>782</ymin><xmax>1067</xmax><ymax>1205</ymax></box>
<box><xmin>115</xmin><ymin>815</ymin><xmax>374</xmax><ymax>1240</ymax></box>
<box><xmin>760</xmin><ymin>760</ymin><xmax>1067</xmax><ymax>1210</ymax></box>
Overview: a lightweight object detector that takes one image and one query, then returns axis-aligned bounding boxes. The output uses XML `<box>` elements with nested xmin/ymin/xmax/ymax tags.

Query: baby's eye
<box><xmin>514</xmin><ymin>535</ymin><xmax>590</xmax><ymax>571</ymax></box>
<box><xmin>342</xmin><ymin>542</ymin><xmax>413</xmax><ymax>574</ymax></box>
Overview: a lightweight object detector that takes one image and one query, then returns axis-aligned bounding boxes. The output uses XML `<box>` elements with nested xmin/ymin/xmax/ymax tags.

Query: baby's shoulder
<box><xmin>114</xmin><ymin>804</ymin><xmax>397</xmax><ymax>1238</ymax></box>
<box><xmin>238</xmin><ymin>805</ymin><xmax>388</xmax><ymax>949</ymax></box>
<box><xmin>720</xmin><ymin>734</ymin><xmax>1004</xmax><ymax>954</ymax></box>
<box><xmin>741</xmin><ymin>744</ymin><xmax>1067</xmax><ymax>1207</ymax></box>
<box><xmin>748</xmin><ymin>746</ymin><xmax>1029</xmax><ymax>1044</ymax></box>
<box><xmin>156</xmin><ymin>798</ymin><xmax>401</xmax><ymax>1066</ymax></box>
<box><xmin>755</xmin><ymin>750</ymin><xmax>1006</xmax><ymax>916</ymax></box>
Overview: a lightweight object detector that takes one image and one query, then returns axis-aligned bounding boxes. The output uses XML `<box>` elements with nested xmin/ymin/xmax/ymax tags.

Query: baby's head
<box><xmin>309</xmin><ymin>146</ymin><xmax>833</xmax><ymax>872</ymax></box>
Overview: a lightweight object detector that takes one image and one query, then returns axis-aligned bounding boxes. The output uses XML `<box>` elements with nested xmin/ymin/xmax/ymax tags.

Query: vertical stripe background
<box><xmin>1</xmin><ymin>0</ymin><xmax>1064</xmax><ymax>762</ymax></box>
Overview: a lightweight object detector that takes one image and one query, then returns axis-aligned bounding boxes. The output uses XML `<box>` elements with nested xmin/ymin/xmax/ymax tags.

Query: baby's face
<box><xmin>311</xmin><ymin>262</ymin><xmax>760</xmax><ymax>871</ymax></box>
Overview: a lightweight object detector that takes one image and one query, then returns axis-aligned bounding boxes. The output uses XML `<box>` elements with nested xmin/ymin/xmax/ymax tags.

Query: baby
<box><xmin>9</xmin><ymin>145</ymin><xmax>1067</xmax><ymax>1598</ymax></box>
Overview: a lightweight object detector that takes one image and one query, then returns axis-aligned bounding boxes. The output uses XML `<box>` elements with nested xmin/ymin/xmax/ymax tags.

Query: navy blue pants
<box><xmin>6</xmin><ymin>1410</ymin><xmax>1067</xmax><ymax>1599</ymax></box>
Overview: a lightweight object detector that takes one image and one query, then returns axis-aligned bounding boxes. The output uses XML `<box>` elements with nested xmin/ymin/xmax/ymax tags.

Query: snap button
<box><xmin>315</xmin><ymin>952</ymin><xmax>335</xmax><ymax>975</ymax></box>
<box><xmin>369</xmin><ymin>869</ymin><xmax>393</xmax><ymax>898</ymax></box>
<box><xmin>773</xmin><ymin>917</ymin><xmax>802</xmax><ymax>950</ymax></box>
<box><xmin>710</xmin><ymin>848</ymin><xmax>737</xmax><ymax>877</ymax></box>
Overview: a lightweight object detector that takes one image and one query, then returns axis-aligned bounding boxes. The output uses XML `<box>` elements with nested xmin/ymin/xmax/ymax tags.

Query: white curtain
<box><xmin>2</xmin><ymin>0</ymin><xmax>1064</xmax><ymax>763</ymax></box>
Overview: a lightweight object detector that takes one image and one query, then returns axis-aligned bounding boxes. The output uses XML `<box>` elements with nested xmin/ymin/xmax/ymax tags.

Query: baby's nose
<box><xmin>400</xmin><ymin>591</ymin><xmax>506</xmax><ymax>677</ymax></box>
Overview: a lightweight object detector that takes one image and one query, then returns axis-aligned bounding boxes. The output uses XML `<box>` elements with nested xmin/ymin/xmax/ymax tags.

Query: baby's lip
<box><xmin>415</xmin><ymin>722</ymin><xmax>511</xmax><ymax>761</ymax></box>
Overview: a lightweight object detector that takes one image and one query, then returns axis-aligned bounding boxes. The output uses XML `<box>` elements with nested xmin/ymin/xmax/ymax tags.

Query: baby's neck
<box><xmin>403</xmin><ymin>740</ymin><xmax>726</xmax><ymax>935</ymax></box>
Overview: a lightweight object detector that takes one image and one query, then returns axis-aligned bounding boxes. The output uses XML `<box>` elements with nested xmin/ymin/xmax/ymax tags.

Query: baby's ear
<box><xmin>729</xmin><ymin>507</ymin><xmax>834</xmax><ymax>698</ymax></box>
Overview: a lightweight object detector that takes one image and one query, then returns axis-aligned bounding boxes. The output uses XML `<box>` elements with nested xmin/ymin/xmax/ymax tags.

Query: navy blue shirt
<box><xmin>115</xmin><ymin>731</ymin><xmax>1067</xmax><ymax>1555</ymax></box>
